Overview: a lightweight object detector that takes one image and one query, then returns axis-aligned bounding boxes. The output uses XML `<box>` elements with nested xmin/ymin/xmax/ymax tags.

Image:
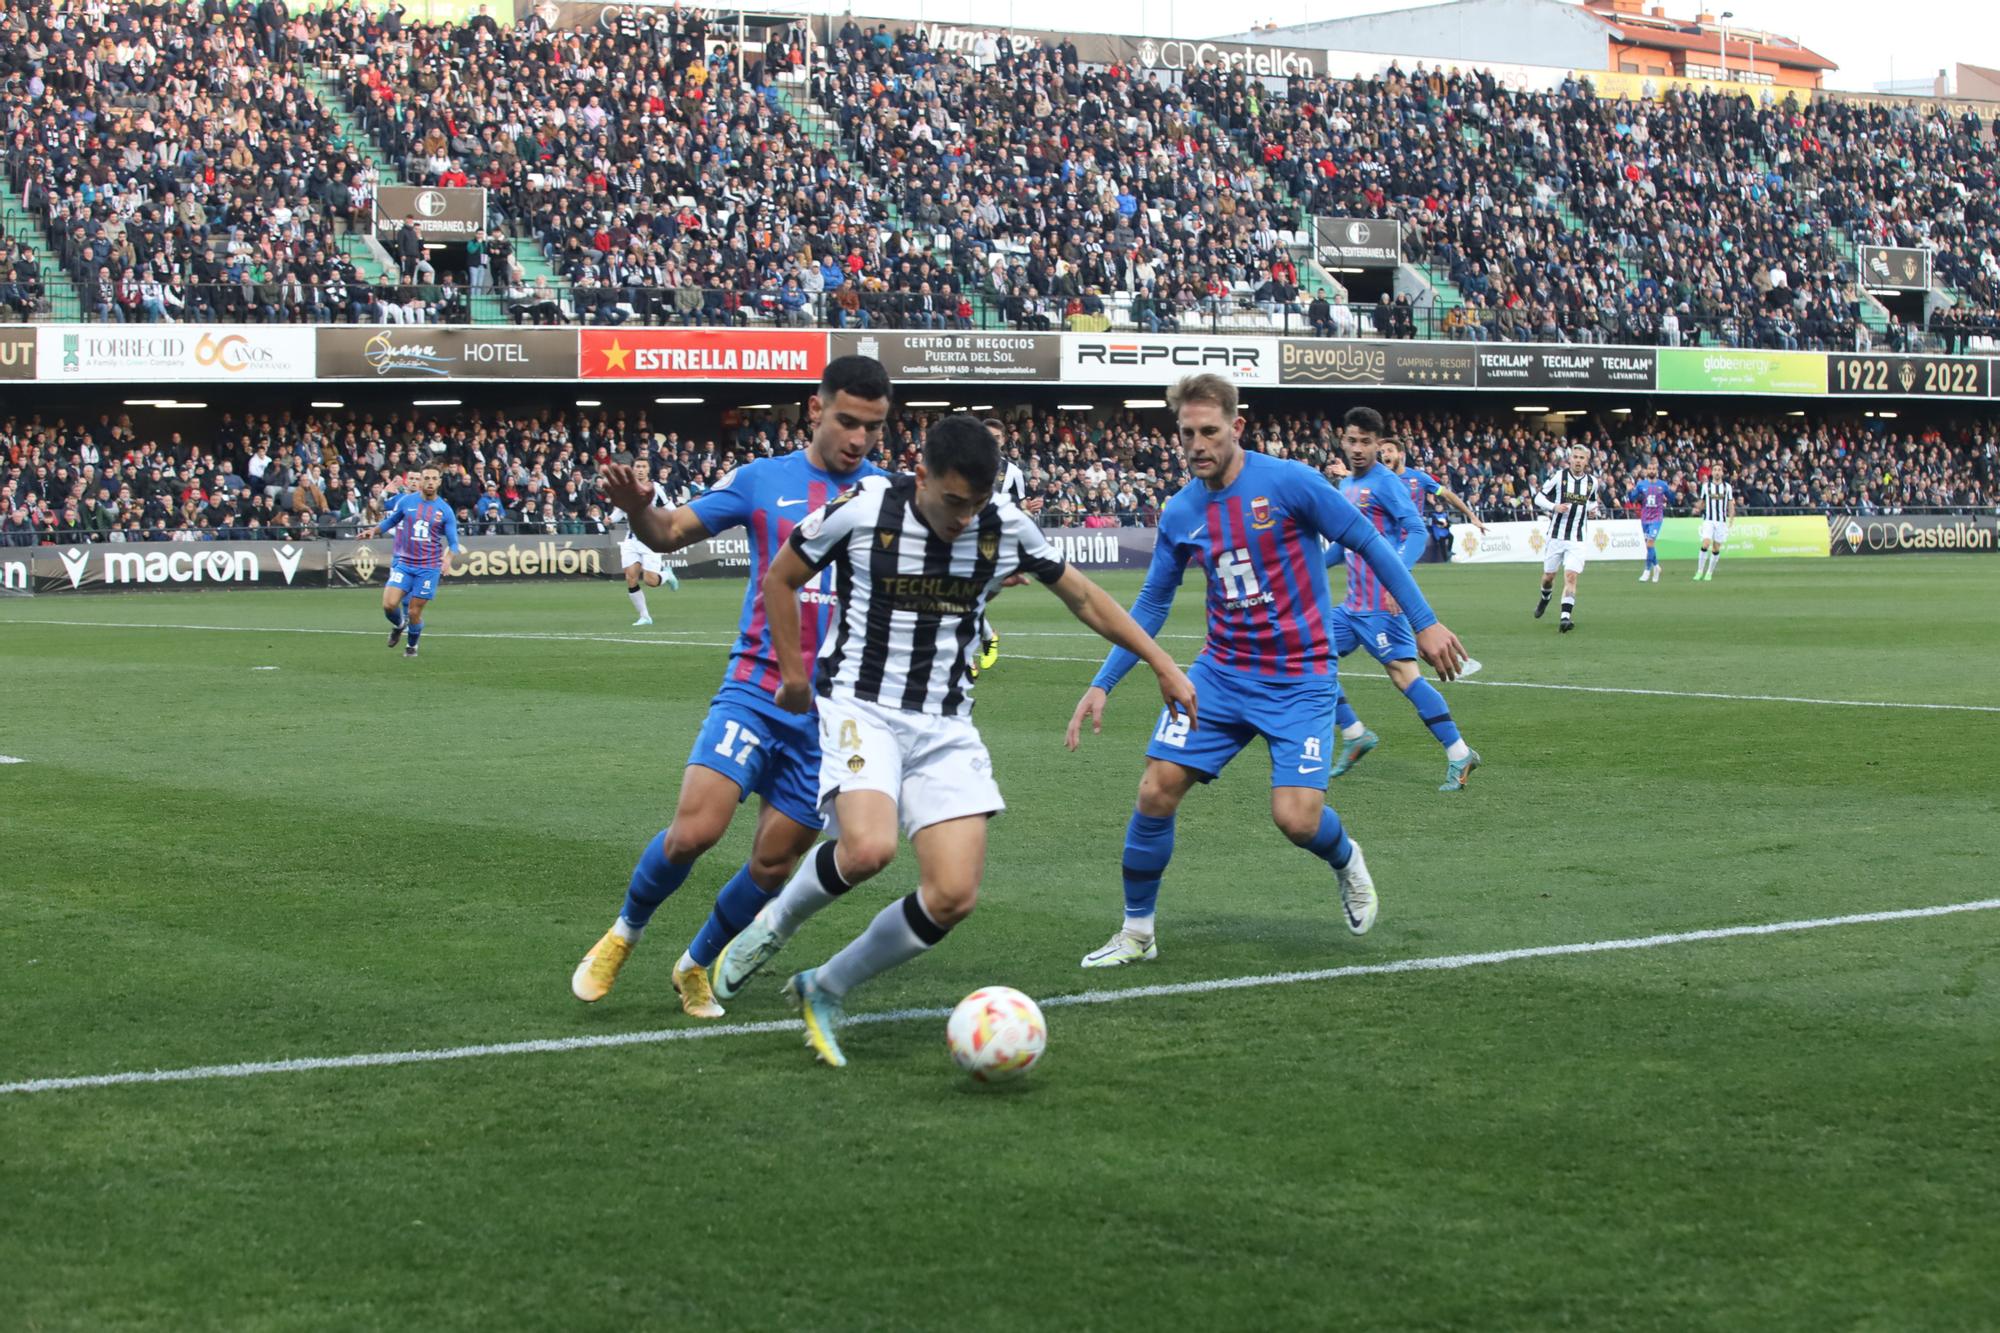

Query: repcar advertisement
<box><xmin>1062</xmin><ymin>334</ymin><xmax>1278</xmax><ymax>385</ymax></box>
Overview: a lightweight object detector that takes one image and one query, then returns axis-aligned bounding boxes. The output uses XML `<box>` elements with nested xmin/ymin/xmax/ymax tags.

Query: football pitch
<box><xmin>4</xmin><ymin>558</ymin><xmax>1997</xmax><ymax>1330</ymax></box>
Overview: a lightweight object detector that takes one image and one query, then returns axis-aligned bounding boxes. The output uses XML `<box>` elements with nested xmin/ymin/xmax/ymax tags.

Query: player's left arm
<box><xmin>1434</xmin><ymin>479</ymin><xmax>1485</xmax><ymax>530</ymax></box>
<box><xmin>1727</xmin><ymin>486</ymin><xmax>1737</xmax><ymax>522</ymax></box>
<box><xmin>442</xmin><ymin>503</ymin><xmax>462</xmax><ymax>553</ymax></box>
<box><xmin>1298</xmin><ymin>471</ymin><xmax>1469</xmax><ymax>680</ymax></box>
<box><xmin>1383</xmin><ymin>475</ymin><xmax>1429</xmax><ymax>569</ymax></box>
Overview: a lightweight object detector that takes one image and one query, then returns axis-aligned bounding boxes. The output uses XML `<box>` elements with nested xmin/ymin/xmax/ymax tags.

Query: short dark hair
<box><xmin>818</xmin><ymin>354</ymin><xmax>893</xmax><ymax>405</ymax></box>
<box><xmin>1342</xmin><ymin>405</ymin><xmax>1385</xmax><ymax>435</ymax></box>
<box><xmin>922</xmin><ymin>414</ymin><xmax>999</xmax><ymax>494</ymax></box>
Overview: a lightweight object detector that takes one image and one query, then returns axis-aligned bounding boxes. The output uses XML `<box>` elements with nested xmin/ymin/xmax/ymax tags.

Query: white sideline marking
<box><xmin>10</xmin><ymin>617</ymin><xmax>2000</xmax><ymax>714</ymax></box>
<box><xmin>0</xmin><ymin>755</ymin><xmax>25</xmax><ymax>764</ymax></box>
<box><xmin>4</xmin><ymin>898</ymin><xmax>1995</xmax><ymax>1098</ymax></box>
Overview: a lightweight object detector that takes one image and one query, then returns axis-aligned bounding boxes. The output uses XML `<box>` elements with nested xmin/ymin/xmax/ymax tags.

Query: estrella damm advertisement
<box><xmin>1656</xmin><ymin>348</ymin><xmax>1828</xmax><ymax>397</ymax></box>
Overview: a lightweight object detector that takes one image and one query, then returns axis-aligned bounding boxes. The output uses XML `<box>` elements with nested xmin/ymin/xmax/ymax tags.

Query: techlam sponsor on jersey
<box><xmin>1063</xmin><ymin>333</ymin><xmax>1276</xmax><ymax>384</ymax></box>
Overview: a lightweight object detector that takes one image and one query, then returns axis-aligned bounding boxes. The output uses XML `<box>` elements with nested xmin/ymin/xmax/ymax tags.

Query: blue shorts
<box><xmin>1642</xmin><ymin>520</ymin><xmax>1664</xmax><ymax>539</ymax></box>
<box><xmin>1144</xmin><ymin>657</ymin><xmax>1337</xmax><ymax>791</ymax></box>
<box><xmin>685</xmin><ymin>683</ymin><xmax>824</xmax><ymax>829</ymax></box>
<box><xmin>388</xmin><ymin>561</ymin><xmax>441</xmax><ymax>601</ymax></box>
<box><xmin>1331</xmin><ymin>607</ymin><xmax>1417</xmax><ymax>665</ymax></box>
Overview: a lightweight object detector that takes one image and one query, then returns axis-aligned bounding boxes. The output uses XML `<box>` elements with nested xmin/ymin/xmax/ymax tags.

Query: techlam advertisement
<box><xmin>1447</xmin><ymin>520</ymin><xmax>1648</xmax><ymax>564</ymax></box>
<box><xmin>39</xmin><ymin>325</ymin><xmax>316</xmax><ymax>381</ymax></box>
<box><xmin>1061</xmin><ymin>334</ymin><xmax>1278</xmax><ymax>385</ymax></box>
<box><xmin>580</xmin><ymin>329</ymin><xmax>829</xmax><ymax>381</ymax></box>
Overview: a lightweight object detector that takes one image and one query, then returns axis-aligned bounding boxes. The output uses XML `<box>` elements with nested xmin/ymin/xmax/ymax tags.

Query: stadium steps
<box><xmin>0</xmin><ymin>177</ymin><xmax>79</xmax><ymax>320</ymax></box>
<box><xmin>299</xmin><ymin>63</ymin><xmax>554</xmax><ymax>321</ymax></box>
<box><xmin>1825</xmin><ymin>228</ymin><xmax>1893</xmax><ymax>336</ymax></box>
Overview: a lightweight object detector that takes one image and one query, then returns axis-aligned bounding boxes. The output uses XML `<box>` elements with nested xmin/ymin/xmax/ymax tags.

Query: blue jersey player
<box><xmin>1067</xmin><ymin>374</ymin><xmax>1470</xmax><ymax>968</ymax></box>
<box><xmin>1322</xmin><ymin>408</ymin><xmax>1482</xmax><ymax>792</ymax></box>
<box><xmin>377</xmin><ymin>464</ymin><xmax>461</xmax><ymax>659</ymax></box>
<box><xmin>572</xmin><ymin>356</ymin><xmax>892</xmax><ymax>1019</ymax></box>
<box><xmin>1628</xmin><ymin>460</ymin><xmax>1672</xmax><ymax>583</ymax></box>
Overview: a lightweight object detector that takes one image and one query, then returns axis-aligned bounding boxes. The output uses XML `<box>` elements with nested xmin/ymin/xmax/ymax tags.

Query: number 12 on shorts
<box><xmin>1154</xmin><ymin>710</ymin><xmax>1190</xmax><ymax>748</ymax></box>
<box><xmin>714</xmin><ymin>719</ymin><xmax>762</xmax><ymax>764</ymax></box>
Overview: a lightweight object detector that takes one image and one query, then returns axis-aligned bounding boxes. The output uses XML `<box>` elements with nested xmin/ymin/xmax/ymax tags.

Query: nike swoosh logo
<box><xmin>776</xmin><ymin>498</ymin><xmax>807</xmax><ymax>508</ymax></box>
<box><xmin>1187</xmin><ymin>525</ymin><xmax>1207</xmax><ymax>540</ymax></box>
<box><xmin>1296</xmin><ymin>764</ymin><xmax>1324</xmax><ymax>774</ymax></box>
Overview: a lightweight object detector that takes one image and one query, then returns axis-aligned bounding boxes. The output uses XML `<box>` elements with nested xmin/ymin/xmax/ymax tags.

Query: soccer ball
<box><xmin>946</xmin><ymin>986</ymin><xmax>1047</xmax><ymax>1082</ymax></box>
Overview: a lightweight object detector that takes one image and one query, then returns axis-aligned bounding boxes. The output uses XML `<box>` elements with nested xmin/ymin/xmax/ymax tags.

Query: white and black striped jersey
<box><xmin>1699</xmin><ymin>479</ymin><xmax>1734</xmax><ymax>523</ymax></box>
<box><xmin>1535</xmin><ymin>469</ymin><xmax>1607</xmax><ymax>543</ymax></box>
<box><xmin>789</xmin><ymin>474</ymin><xmax>1068</xmax><ymax>716</ymax></box>
<box><xmin>996</xmin><ymin>460</ymin><xmax>1028</xmax><ymax>505</ymax></box>
<box><xmin>608</xmin><ymin>481</ymin><xmax>673</xmax><ymax>537</ymax></box>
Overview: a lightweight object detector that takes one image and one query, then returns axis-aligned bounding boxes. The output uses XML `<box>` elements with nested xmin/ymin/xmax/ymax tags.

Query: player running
<box><xmin>711</xmin><ymin>416</ymin><xmax>1195</xmax><ymax>1068</ymax></box>
<box><xmin>570</xmin><ymin>356</ymin><xmax>892</xmax><ymax>1019</ymax></box>
<box><xmin>1383</xmin><ymin>437</ymin><xmax>1485</xmax><ymax>542</ymax></box>
<box><xmin>1065</xmin><ymin>376</ymin><xmax>1469</xmax><ymax>969</ymax></box>
<box><xmin>1627</xmin><ymin>459</ymin><xmax>1673</xmax><ymax>583</ymax></box>
<box><xmin>609</xmin><ymin>458</ymin><xmax>680</xmax><ymax>625</ymax></box>
<box><xmin>1323</xmin><ymin>410</ymin><xmax>1482</xmax><ymax>793</ymax></box>
<box><xmin>1532</xmin><ymin>444</ymin><xmax>1610</xmax><ymax>633</ymax></box>
<box><xmin>377</xmin><ymin>464</ymin><xmax>461</xmax><ymax>660</ymax></box>
<box><xmin>1696</xmin><ymin>463</ymin><xmax>1736</xmax><ymax>581</ymax></box>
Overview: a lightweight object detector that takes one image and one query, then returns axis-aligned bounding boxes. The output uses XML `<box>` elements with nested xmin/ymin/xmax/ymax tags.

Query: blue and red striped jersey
<box><xmin>687</xmin><ymin>449</ymin><xmax>885</xmax><ymax>695</ymax></box>
<box><xmin>380</xmin><ymin>493</ymin><xmax>460</xmax><ymax>569</ymax></box>
<box><xmin>1093</xmin><ymin>451</ymin><xmax>1438</xmax><ymax>691</ymax></box>
<box><xmin>1401</xmin><ymin>466</ymin><xmax>1443</xmax><ymax>515</ymax></box>
<box><xmin>1337</xmin><ymin>462</ymin><xmax>1428</xmax><ymax>613</ymax></box>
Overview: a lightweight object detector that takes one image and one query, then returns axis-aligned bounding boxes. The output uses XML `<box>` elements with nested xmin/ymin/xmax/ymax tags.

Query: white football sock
<box><xmin>768</xmin><ymin>842</ymin><xmax>851</xmax><ymax>939</ymax></box>
<box><xmin>1340</xmin><ymin>721</ymin><xmax>1367</xmax><ymax>740</ymax></box>
<box><xmin>816</xmin><ymin>893</ymin><xmax>946</xmax><ymax>999</ymax></box>
<box><xmin>1446</xmin><ymin>739</ymin><xmax>1471</xmax><ymax>761</ymax></box>
<box><xmin>675</xmin><ymin>948</ymin><xmax>698</xmax><ymax>974</ymax></box>
<box><xmin>1123</xmin><ymin>912</ymin><xmax>1156</xmax><ymax>938</ymax></box>
<box><xmin>628</xmin><ymin>587</ymin><xmax>649</xmax><ymax>617</ymax></box>
<box><xmin>612</xmin><ymin>916</ymin><xmax>641</xmax><ymax>943</ymax></box>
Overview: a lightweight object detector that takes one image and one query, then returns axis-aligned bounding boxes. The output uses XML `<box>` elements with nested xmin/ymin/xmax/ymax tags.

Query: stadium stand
<box><xmin>5</xmin><ymin>402</ymin><xmax>1992</xmax><ymax>546</ymax></box>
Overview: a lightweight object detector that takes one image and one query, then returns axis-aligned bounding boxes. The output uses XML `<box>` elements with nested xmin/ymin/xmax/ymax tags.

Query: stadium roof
<box><xmin>1584</xmin><ymin>10</ymin><xmax>1837</xmax><ymax>72</ymax></box>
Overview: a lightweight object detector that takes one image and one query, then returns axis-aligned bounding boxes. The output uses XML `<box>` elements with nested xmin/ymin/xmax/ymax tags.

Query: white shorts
<box><xmin>618</xmin><ymin>537</ymin><xmax>663</xmax><ymax>574</ymax></box>
<box><xmin>1700</xmin><ymin>520</ymin><xmax>1730</xmax><ymax>545</ymax></box>
<box><xmin>1541</xmin><ymin>537</ymin><xmax>1588</xmax><ymax>574</ymax></box>
<box><xmin>816</xmin><ymin>694</ymin><xmax>1004</xmax><ymax>840</ymax></box>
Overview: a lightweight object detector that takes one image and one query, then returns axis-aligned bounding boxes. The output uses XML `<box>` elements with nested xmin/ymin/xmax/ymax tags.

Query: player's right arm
<box><xmin>769</xmin><ymin>482</ymin><xmax>876</xmax><ymax>712</ymax></box>
<box><xmin>1434</xmin><ymin>480</ymin><xmax>1485</xmax><ymax>530</ymax></box>
<box><xmin>1298</xmin><ymin>472</ymin><xmax>1470</xmax><ymax>681</ymax></box>
<box><xmin>1068</xmin><ymin>522</ymin><xmax>1191</xmax><ymax>747</ymax></box>
<box><xmin>600</xmin><ymin>462</ymin><xmax>711</xmax><ymax>552</ymax></box>
<box><xmin>374</xmin><ymin>493</ymin><xmax>404</xmax><ymax>537</ymax></box>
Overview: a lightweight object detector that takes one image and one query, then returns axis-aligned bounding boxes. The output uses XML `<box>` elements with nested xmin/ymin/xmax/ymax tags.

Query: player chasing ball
<box><xmin>1627</xmin><ymin>459</ymin><xmax>1672</xmax><ymax>583</ymax></box>
<box><xmin>711</xmin><ymin>415</ymin><xmax>1197</xmax><ymax>1068</ymax></box>
<box><xmin>1319</xmin><ymin>408</ymin><xmax>1482</xmax><ymax>793</ymax></box>
<box><xmin>1065</xmin><ymin>376</ymin><xmax>1469</xmax><ymax>970</ymax></box>
<box><xmin>609</xmin><ymin>458</ymin><xmax>680</xmax><ymax>625</ymax></box>
<box><xmin>571</xmin><ymin>355</ymin><xmax>892</xmax><ymax>1019</ymax></box>
<box><xmin>1696</xmin><ymin>462</ymin><xmax>1736</xmax><ymax>582</ymax></box>
<box><xmin>1532</xmin><ymin>444</ymin><xmax>1610</xmax><ymax>633</ymax></box>
<box><xmin>377</xmin><ymin>464</ymin><xmax>461</xmax><ymax>659</ymax></box>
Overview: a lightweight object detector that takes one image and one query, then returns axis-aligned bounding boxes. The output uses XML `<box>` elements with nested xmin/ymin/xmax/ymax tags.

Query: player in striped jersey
<box><xmin>713</xmin><ymin>415</ymin><xmax>1194</xmax><ymax>1067</ymax></box>
<box><xmin>1068</xmin><ymin>375</ymin><xmax>1470</xmax><ymax>969</ymax></box>
<box><xmin>1322</xmin><ymin>408</ymin><xmax>1481</xmax><ymax>792</ymax></box>
<box><xmin>376</xmin><ymin>464</ymin><xmax>461</xmax><ymax>659</ymax></box>
<box><xmin>571</xmin><ymin>356</ymin><xmax>891</xmax><ymax>1020</ymax></box>
<box><xmin>1627</xmin><ymin>460</ymin><xmax>1673</xmax><ymax>583</ymax></box>
<box><xmin>1532</xmin><ymin>445</ymin><xmax>1609</xmax><ymax>633</ymax></box>
<box><xmin>1696</xmin><ymin>465</ymin><xmax>1736</xmax><ymax>581</ymax></box>
<box><xmin>607</xmin><ymin>458</ymin><xmax>680</xmax><ymax>625</ymax></box>
<box><xmin>1383</xmin><ymin>438</ymin><xmax>1486</xmax><ymax>541</ymax></box>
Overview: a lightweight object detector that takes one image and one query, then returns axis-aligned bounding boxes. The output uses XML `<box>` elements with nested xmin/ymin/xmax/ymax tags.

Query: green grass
<box><xmin>3</xmin><ymin>558</ymin><xmax>1998</xmax><ymax>1331</ymax></box>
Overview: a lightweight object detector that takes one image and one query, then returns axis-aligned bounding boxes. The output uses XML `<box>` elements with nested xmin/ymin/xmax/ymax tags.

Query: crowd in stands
<box><xmin>5</xmin><ymin>400</ymin><xmax>1991</xmax><ymax>549</ymax></box>
<box><xmin>4</xmin><ymin>4</ymin><xmax>1998</xmax><ymax>350</ymax></box>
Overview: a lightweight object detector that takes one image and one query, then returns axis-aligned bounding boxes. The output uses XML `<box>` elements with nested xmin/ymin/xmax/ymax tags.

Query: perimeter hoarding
<box><xmin>1063</xmin><ymin>334</ymin><xmax>1277</xmax><ymax>385</ymax></box>
<box><xmin>579</xmin><ymin>329</ymin><xmax>828</xmax><ymax>381</ymax></box>
<box><xmin>38</xmin><ymin>326</ymin><xmax>316</xmax><ymax>381</ymax></box>
<box><xmin>1279</xmin><ymin>340</ymin><xmax>1476</xmax><ymax>387</ymax></box>
<box><xmin>828</xmin><ymin>331</ymin><xmax>1059</xmax><ymax>382</ymax></box>
<box><xmin>22</xmin><ymin>540</ymin><xmax>328</xmax><ymax>593</ymax></box>
<box><xmin>1828</xmin><ymin>514</ymin><xmax>1999</xmax><ymax>556</ymax></box>
<box><xmin>317</xmin><ymin>327</ymin><xmax>580</xmax><ymax>379</ymax></box>
<box><xmin>1447</xmin><ymin>520</ymin><xmax>1647</xmax><ymax>564</ymax></box>
<box><xmin>1652</xmin><ymin>516</ymin><xmax>1831</xmax><ymax>560</ymax></box>
<box><xmin>1474</xmin><ymin>347</ymin><xmax>1657</xmax><ymax>392</ymax></box>
<box><xmin>1828</xmin><ymin>353</ymin><xmax>1992</xmax><ymax>400</ymax></box>
<box><xmin>0</xmin><ymin>328</ymin><xmax>34</xmax><ymax>380</ymax></box>
<box><xmin>1656</xmin><ymin>349</ymin><xmax>1828</xmax><ymax>397</ymax></box>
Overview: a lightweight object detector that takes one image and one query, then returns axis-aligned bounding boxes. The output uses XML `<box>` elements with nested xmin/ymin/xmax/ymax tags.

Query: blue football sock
<box><xmin>1647</xmin><ymin>546</ymin><xmax>1659</xmax><ymax>569</ymax></box>
<box><xmin>620</xmin><ymin>829</ymin><xmax>697</xmax><ymax>930</ymax></box>
<box><xmin>406</xmin><ymin>621</ymin><xmax>423</xmax><ymax>647</ymax></box>
<box><xmin>1121</xmin><ymin>810</ymin><xmax>1175</xmax><ymax>920</ymax></box>
<box><xmin>1401</xmin><ymin>677</ymin><xmax>1462</xmax><ymax>750</ymax></box>
<box><xmin>687</xmin><ymin>861</ymin><xmax>772</xmax><ymax>967</ymax></box>
<box><xmin>1306</xmin><ymin>807</ymin><xmax>1354</xmax><ymax>870</ymax></box>
<box><xmin>384</xmin><ymin>606</ymin><xmax>404</xmax><ymax>628</ymax></box>
<box><xmin>1335</xmin><ymin>691</ymin><xmax>1360</xmax><ymax>731</ymax></box>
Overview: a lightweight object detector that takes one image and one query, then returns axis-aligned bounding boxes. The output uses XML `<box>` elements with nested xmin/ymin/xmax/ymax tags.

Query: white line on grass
<box><xmin>0</xmin><ymin>755</ymin><xmax>25</xmax><ymax>764</ymax></box>
<box><xmin>5</xmin><ymin>898</ymin><xmax>1995</xmax><ymax>1098</ymax></box>
<box><xmin>11</xmin><ymin>617</ymin><xmax>2000</xmax><ymax>714</ymax></box>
